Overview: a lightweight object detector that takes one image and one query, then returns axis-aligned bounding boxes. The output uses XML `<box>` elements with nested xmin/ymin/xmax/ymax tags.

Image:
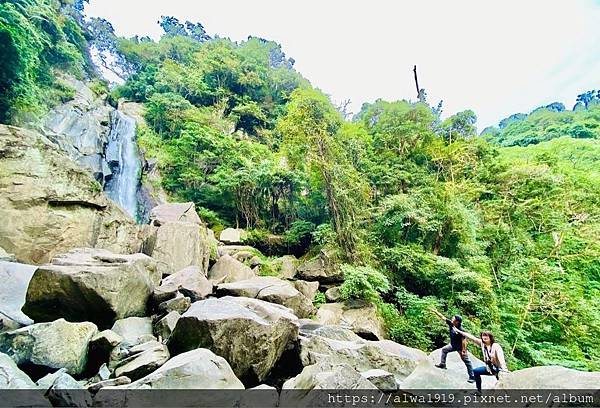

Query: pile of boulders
<box><xmin>1</xmin><ymin>202</ymin><xmax>599</xmax><ymax>407</ymax></box>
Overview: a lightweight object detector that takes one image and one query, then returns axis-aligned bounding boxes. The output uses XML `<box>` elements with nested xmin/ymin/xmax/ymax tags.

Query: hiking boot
<box><xmin>467</xmin><ymin>378</ymin><xmax>476</xmax><ymax>383</ymax></box>
<box><xmin>435</xmin><ymin>363</ymin><xmax>446</xmax><ymax>369</ymax></box>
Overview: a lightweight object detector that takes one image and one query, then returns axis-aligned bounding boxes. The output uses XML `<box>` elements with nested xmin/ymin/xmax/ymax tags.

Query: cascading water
<box><xmin>104</xmin><ymin>110</ymin><xmax>141</xmax><ymax>221</ymax></box>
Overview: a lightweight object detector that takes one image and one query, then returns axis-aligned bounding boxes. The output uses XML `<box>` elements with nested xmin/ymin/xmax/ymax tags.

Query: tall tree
<box><xmin>278</xmin><ymin>88</ymin><xmax>368</xmax><ymax>261</ymax></box>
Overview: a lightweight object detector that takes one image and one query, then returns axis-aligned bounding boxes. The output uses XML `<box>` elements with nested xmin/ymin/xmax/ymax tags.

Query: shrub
<box><xmin>313</xmin><ymin>291</ymin><xmax>326</xmax><ymax>308</ymax></box>
<box><xmin>339</xmin><ymin>264</ymin><xmax>390</xmax><ymax>302</ymax></box>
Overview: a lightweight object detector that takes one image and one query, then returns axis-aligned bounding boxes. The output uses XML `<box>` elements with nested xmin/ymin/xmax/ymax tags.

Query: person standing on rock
<box><xmin>452</xmin><ymin>328</ymin><xmax>509</xmax><ymax>392</ymax></box>
<box><xmin>430</xmin><ymin>308</ymin><xmax>475</xmax><ymax>383</ymax></box>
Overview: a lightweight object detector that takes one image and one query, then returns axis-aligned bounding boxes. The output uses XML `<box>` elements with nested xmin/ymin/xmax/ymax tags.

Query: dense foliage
<box><xmin>3</xmin><ymin>5</ymin><xmax>599</xmax><ymax>372</ymax></box>
<box><xmin>0</xmin><ymin>0</ymin><xmax>89</xmax><ymax>123</ymax></box>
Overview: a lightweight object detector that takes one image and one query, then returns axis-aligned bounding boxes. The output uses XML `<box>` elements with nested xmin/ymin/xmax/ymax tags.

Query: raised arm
<box><xmin>430</xmin><ymin>308</ymin><xmax>448</xmax><ymax>322</ymax></box>
<box><xmin>453</xmin><ymin>328</ymin><xmax>482</xmax><ymax>345</ymax></box>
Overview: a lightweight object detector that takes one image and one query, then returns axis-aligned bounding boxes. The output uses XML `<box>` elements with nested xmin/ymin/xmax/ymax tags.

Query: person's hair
<box><xmin>453</xmin><ymin>315</ymin><xmax>462</xmax><ymax>324</ymax></box>
<box><xmin>480</xmin><ymin>331</ymin><xmax>495</xmax><ymax>345</ymax></box>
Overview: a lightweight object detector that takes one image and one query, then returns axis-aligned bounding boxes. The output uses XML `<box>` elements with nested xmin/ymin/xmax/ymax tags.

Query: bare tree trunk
<box><xmin>413</xmin><ymin>65</ymin><xmax>420</xmax><ymax>98</ymax></box>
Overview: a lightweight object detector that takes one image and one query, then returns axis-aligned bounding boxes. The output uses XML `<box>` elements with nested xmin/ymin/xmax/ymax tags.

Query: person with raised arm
<box><xmin>430</xmin><ymin>308</ymin><xmax>475</xmax><ymax>383</ymax></box>
<box><xmin>453</xmin><ymin>327</ymin><xmax>509</xmax><ymax>392</ymax></box>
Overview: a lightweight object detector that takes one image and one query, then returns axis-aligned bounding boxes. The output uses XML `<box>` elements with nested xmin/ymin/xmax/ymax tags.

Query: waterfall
<box><xmin>104</xmin><ymin>110</ymin><xmax>141</xmax><ymax>221</ymax></box>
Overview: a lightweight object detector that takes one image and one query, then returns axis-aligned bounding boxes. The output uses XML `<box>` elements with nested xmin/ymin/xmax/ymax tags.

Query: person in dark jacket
<box><xmin>431</xmin><ymin>308</ymin><xmax>475</xmax><ymax>383</ymax></box>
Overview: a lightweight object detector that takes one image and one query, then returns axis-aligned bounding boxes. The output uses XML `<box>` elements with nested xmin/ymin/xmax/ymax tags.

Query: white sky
<box><xmin>85</xmin><ymin>0</ymin><xmax>600</xmax><ymax>129</ymax></box>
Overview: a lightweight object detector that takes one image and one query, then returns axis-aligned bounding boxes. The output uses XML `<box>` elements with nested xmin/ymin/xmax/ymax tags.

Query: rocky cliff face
<box><xmin>39</xmin><ymin>75</ymin><xmax>162</xmax><ymax>222</ymax></box>
<box><xmin>0</xmin><ymin>125</ymin><xmax>147</xmax><ymax>265</ymax></box>
<box><xmin>41</xmin><ymin>75</ymin><xmax>113</xmax><ymax>183</ymax></box>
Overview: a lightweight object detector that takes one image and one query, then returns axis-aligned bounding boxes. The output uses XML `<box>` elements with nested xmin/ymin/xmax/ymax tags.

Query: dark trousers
<box><xmin>473</xmin><ymin>365</ymin><xmax>495</xmax><ymax>391</ymax></box>
<box><xmin>440</xmin><ymin>344</ymin><xmax>474</xmax><ymax>379</ymax></box>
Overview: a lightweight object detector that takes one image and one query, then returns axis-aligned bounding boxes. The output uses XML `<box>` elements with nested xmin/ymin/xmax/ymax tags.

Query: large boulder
<box><xmin>293</xmin><ymin>280</ymin><xmax>319</xmax><ymax>302</ymax></box>
<box><xmin>0</xmin><ymin>319</ymin><xmax>97</xmax><ymax>376</ymax></box>
<box><xmin>157</xmin><ymin>294</ymin><xmax>191</xmax><ymax>314</ymax></box>
<box><xmin>37</xmin><ymin>368</ymin><xmax>82</xmax><ymax>391</ymax></box>
<box><xmin>296</xmin><ymin>249</ymin><xmax>342</xmax><ymax>283</ymax></box>
<box><xmin>112</xmin><ymin>341</ymin><xmax>170</xmax><ymax>381</ymax></box>
<box><xmin>325</xmin><ymin>286</ymin><xmax>342</xmax><ymax>302</ymax></box>
<box><xmin>0</xmin><ymin>125</ymin><xmax>145</xmax><ymax>265</ymax></box>
<box><xmin>168</xmin><ymin>296</ymin><xmax>299</xmax><ymax>382</ymax></box>
<box><xmin>143</xmin><ymin>221</ymin><xmax>210</xmax><ymax>276</ymax></box>
<box><xmin>361</xmin><ymin>369</ymin><xmax>397</xmax><ymax>391</ymax></box>
<box><xmin>217</xmin><ymin>245</ymin><xmax>258</xmax><ymax>258</ymax></box>
<box><xmin>315</xmin><ymin>301</ymin><xmax>386</xmax><ymax>340</ymax></box>
<box><xmin>110</xmin><ymin>317</ymin><xmax>155</xmax><ymax>348</ymax></box>
<box><xmin>400</xmin><ymin>348</ymin><xmax>496</xmax><ymax>389</ymax></box>
<box><xmin>208</xmin><ymin>254</ymin><xmax>255</xmax><ymax>284</ymax></box>
<box><xmin>299</xmin><ymin>323</ymin><xmax>426</xmax><ymax>383</ymax></box>
<box><xmin>153</xmin><ymin>311</ymin><xmax>180</xmax><ymax>341</ymax></box>
<box><xmin>217</xmin><ymin>276</ymin><xmax>315</xmax><ymax>318</ymax></box>
<box><xmin>38</xmin><ymin>369</ymin><xmax>91</xmax><ymax>407</ymax></box>
<box><xmin>125</xmin><ymin>348</ymin><xmax>244</xmax><ymax>389</ymax></box>
<box><xmin>219</xmin><ymin>228</ymin><xmax>246</xmax><ymax>244</ymax></box>
<box><xmin>271</xmin><ymin>255</ymin><xmax>298</xmax><ymax>280</ymax></box>
<box><xmin>0</xmin><ymin>261</ymin><xmax>37</xmax><ymax>331</ymax></box>
<box><xmin>154</xmin><ymin>266</ymin><xmax>212</xmax><ymax>303</ymax></box>
<box><xmin>495</xmin><ymin>365</ymin><xmax>600</xmax><ymax>389</ymax></box>
<box><xmin>87</xmin><ymin>330</ymin><xmax>123</xmax><ymax>376</ymax></box>
<box><xmin>22</xmin><ymin>249</ymin><xmax>159</xmax><ymax>329</ymax></box>
<box><xmin>281</xmin><ymin>362</ymin><xmax>377</xmax><ymax>406</ymax></box>
<box><xmin>0</xmin><ymin>352</ymin><xmax>37</xmax><ymax>389</ymax></box>
<box><xmin>149</xmin><ymin>202</ymin><xmax>201</xmax><ymax>227</ymax></box>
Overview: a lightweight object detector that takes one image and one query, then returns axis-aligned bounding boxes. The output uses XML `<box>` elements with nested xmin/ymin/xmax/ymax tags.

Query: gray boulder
<box><xmin>232</xmin><ymin>251</ymin><xmax>255</xmax><ymax>263</ymax></box>
<box><xmin>110</xmin><ymin>317</ymin><xmax>155</xmax><ymax>348</ymax></box>
<box><xmin>271</xmin><ymin>255</ymin><xmax>298</xmax><ymax>280</ymax></box>
<box><xmin>219</xmin><ymin>228</ymin><xmax>245</xmax><ymax>244</ymax></box>
<box><xmin>149</xmin><ymin>203</ymin><xmax>201</xmax><ymax>226</ymax></box>
<box><xmin>0</xmin><ymin>352</ymin><xmax>37</xmax><ymax>389</ymax></box>
<box><xmin>157</xmin><ymin>294</ymin><xmax>191</xmax><ymax>315</ymax></box>
<box><xmin>0</xmin><ymin>319</ymin><xmax>97</xmax><ymax>376</ymax></box>
<box><xmin>315</xmin><ymin>301</ymin><xmax>386</xmax><ymax>340</ymax></box>
<box><xmin>23</xmin><ymin>249</ymin><xmax>159</xmax><ymax>328</ymax></box>
<box><xmin>495</xmin><ymin>365</ymin><xmax>600</xmax><ymax>389</ymax></box>
<box><xmin>217</xmin><ymin>276</ymin><xmax>315</xmax><ymax>318</ymax></box>
<box><xmin>124</xmin><ymin>348</ymin><xmax>244</xmax><ymax>389</ymax></box>
<box><xmin>90</xmin><ymin>330</ymin><xmax>123</xmax><ymax>354</ymax></box>
<box><xmin>87</xmin><ymin>330</ymin><xmax>124</xmax><ymax>375</ymax></box>
<box><xmin>281</xmin><ymin>362</ymin><xmax>376</xmax><ymax>406</ymax></box>
<box><xmin>37</xmin><ymin>369</ymin><xmax>82</xmax><ymax>390</ymax></box>
<box><xmin>113</xmin><ymin>341</ymin><xmax>170</xmax><ymax>381</ymax></box>
<box><xmin>325</xmin><ymin>286</ymin><xmax>342</xmax><ymax>302</ymax></box>
<box><xmin>0</xmin><ymin>261</ymin><xmax>36</xmax><ymax>331</ymax></box>
<box><xmin>87</xmin><ymin>376</ymin><xmax>131</xmax><ymax>393</ymax></box>
<box><xmin>154</xmin><ymin>266</ymin><xmax>212</xmax><ymax>302</ymax></box>
<box><xmin>360</xmin><ymin>369</ymin><xmax>397</xmax><ymax>391</ymax></box>
<box><xmin>168</xmin><ymin>296</ymin><xmax>299</xmax><ymax>382</ymax></box>
<box><xmin>299</xmin><ymin>324</ymin><xmax>426</xmax><ymax>383</ymax></box>
<box><xmin>154</xmin><ymin>311</ymin><xmax>181</xmax><ymax>341</ymax></box>
<box><xmin>143</xmin><ymin>221</ymin><xmax>210</xmax><ymax>276</ymax></box>
<box><xmin>217</xmin><ymin>245</ymin><xmax>258</xmax><ymax>258</ymax></box>
<box><xmin>296</xmin><ymin>249</ymin><xmax>342</xmax><ymax>283</ymax></box>
<box><xmin>208</xmin><ymin>255</ymin><xmax>255</xmax><ymax>284</ymax></box>
<box><xmin>400</xmin><ymin>348</ymin><xmax>496</xmax><ymax>389</ymax></box>
<box><xmin>293</xmin><ymin>280</ymin><xmax>319</xmax><ymax>301</ymax></box>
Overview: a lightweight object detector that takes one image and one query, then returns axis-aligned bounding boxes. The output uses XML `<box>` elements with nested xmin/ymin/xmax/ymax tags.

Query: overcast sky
<box><xmin>85</xmin><ymin>0</ymin><xmax>600</xmax><ymax>129</ymax></box>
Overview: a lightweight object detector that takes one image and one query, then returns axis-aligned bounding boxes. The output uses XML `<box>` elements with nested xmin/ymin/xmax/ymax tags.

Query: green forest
<box><xmin>2</xmin><ymin>0</ymin><xmax>600</xmax><ymax>372</ymax></box>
